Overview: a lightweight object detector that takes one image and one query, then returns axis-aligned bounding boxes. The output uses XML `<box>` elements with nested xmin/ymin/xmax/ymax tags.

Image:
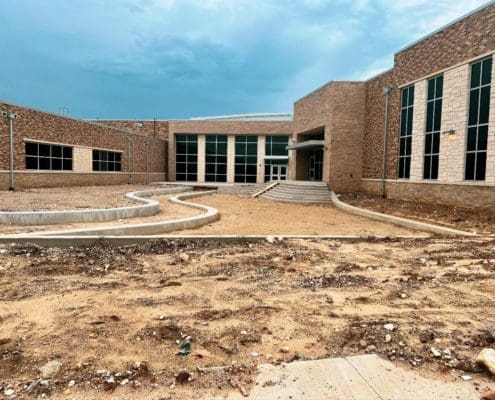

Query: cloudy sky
<box><xmin>0</xmin><ymin>0</ymin><xmax>489</xmax><ymax>119</ymax></box>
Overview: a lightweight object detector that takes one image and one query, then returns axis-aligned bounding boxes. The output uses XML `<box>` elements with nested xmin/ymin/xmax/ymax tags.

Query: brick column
<box><xmin>197</xmin><ymin>135</ymin><xmax>205</xmax><ymax>183</ymax></box>
<box><xmin>227</xmin><ymin>135</ymin><xmax>235</xmax><ymax>183</ymax></box>
<box><xmin>410</xmin><ymin>79</ymin><xmax>427</xmax><ymax>181</ymax></box>
<box><xmin>438</xmin><ymin>64</ymin><xmax>470</xmax><ymax>183</ymax></box>
<box><xmin>257</xmin><ymin>135</ymin><xmax>265</xmax><ymax>183</ymax></box>
<box><xmin>485</xmin><ymin>57</ymin><xmax>495</xmax><ymax>184</ymax></box>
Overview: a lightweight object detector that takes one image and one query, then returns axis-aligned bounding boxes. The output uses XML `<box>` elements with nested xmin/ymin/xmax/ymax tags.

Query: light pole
<box><xmin>1</xmin><ymin>110</ymin><xmax>18</xmax><ymax>191</ymax></box>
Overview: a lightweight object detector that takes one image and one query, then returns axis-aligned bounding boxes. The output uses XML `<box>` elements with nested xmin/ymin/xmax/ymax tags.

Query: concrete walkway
<box><xmin>204</xmin><ymin>354</ymin><xmax>479</xmax><ymax>400</ymax></box>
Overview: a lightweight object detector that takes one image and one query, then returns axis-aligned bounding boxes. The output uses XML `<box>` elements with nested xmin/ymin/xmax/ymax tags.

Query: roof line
<box><xmin>0</xmin><ymin>99</ymin><xmax>163</xmax><ymax>139</ymax></box>
<box><xmin>188</xmin><ymin>112</ymin><xmax>293</xmax><ymax>121</ymax></box>
<box><xmin>395</xmin><ymin>0</ymin><xmax>495</xmax><ymax>55</ymax></box>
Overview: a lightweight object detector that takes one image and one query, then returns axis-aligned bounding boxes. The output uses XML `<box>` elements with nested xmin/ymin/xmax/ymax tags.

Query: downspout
<box><xmin>127</xmin><ymin>135</ymin><xmax>132</xmax><ymax>185</ymax></box>
<box><xmin>381</xmin><ymin>86</ymin><xmax>392</xmax><ymax>198</ymax></box>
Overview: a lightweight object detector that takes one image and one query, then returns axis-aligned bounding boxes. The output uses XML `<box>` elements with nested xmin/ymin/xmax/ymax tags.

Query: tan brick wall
<box><xmin>0</xmin><ymin>102</ymin><xmax>167</xmax><ymax>190</ymax></box>
<box><xmin>438</xmin><ymin>64</ymin><xmax>470</xmax><ymax>182</ymax></box>
<box><xmin>292</xmin><ymin>81</ymin><xmax>366</xmax><ymax>191</ymax></box>
<box><xmin>93</xmin><ymin>120</ymin><xmax>169</xmax><ymax>139</ymax></box>
<box><xmin>361</xmin><ymin>179</ymin><xmax>495</xmax><ymax>210</ymax></box>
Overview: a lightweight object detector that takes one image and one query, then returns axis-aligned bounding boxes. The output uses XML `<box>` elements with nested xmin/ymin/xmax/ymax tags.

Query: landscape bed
<box><xmin>0</xmin><ymin>237</ymin><xmax>494</xmax><ymax>399</ymax></box>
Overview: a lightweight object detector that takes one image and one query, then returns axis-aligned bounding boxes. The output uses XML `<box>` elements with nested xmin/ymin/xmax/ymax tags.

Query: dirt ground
<box><xmin>0</xmin><ymin>185</ymin><xmax>159</xmax><ymax>212</ymax></box>
<box><xmin>341</xmin><ymin>193</ymin><xmax>495</xmax><ymax>235</ymax></box>
<box><xmin>0</xmin><ymin>194</ymin><xmax>202</xmax><ymax>235</ymax></box>
<box><xmin>176</xmin><ymin>194</ymin><xmax>416</xmax><ymax>236</ymax></box>
<box><xmin>0</xmin><ymin>238</ymin><xmax>494</xmax><ymax>399</ymax></box>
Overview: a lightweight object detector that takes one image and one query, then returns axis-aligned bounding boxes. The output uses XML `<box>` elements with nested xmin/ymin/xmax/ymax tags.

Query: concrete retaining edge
<box><xmin>330</xmin><ymin>191</ymin><xmax>476</xmax><ymax>237</ymax></box>
<box><xmin>5</xmin><ymin>190</ymin><xmax>219</xmax><ymax>237</ymax></box>
<box><xmin>0</xmin><ymin>234</ymin><xmax>432</xmax><ymax>248</ymax></box>
<box><xmin>0</xmin><ymin>186</ymin><xmax>188</xmax><ymax>225</ymax></box>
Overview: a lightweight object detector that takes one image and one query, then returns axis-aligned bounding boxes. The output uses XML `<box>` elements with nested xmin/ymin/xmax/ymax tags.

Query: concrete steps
<box><xmin>260</xmin><ymin>181</ymin><xmax>331</xmax><ymax>204</ymax></box>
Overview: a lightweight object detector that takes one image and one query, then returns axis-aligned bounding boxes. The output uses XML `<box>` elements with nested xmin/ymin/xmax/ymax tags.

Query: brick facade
<box><xmin>93</xmin><ymin>120</ymin><xmax>169</xmax><ymax>139</ymax></box>
<box><xmin>0</xmin><ymin>102</ymin><xmax>167</xmax><ymax>190</ymax></box>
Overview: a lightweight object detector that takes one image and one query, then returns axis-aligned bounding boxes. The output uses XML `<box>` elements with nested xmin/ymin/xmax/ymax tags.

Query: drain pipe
<box><xmin>381</xmin><ymin>86</ymin><xmax>392</xmax><ymax>198</ymax></box>
<box><xmin>145</xmin><ymin>138</ymin><xmax>149</xmax><ymax>184</ymax></box>
<box><xmin>1</xmin><ymin>110</ymin><xmax>18</xmax><ymax>191</ymax></box>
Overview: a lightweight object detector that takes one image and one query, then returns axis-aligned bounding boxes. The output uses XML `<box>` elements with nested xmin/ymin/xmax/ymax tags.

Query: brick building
<box><xmin>0</xmin><ymin>2</ymin><xmax>494</xmax><ymax>209</ymax></box>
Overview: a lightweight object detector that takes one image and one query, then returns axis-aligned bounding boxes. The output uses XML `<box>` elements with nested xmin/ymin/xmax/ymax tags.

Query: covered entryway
<box><xmin>287</xmin><ymin>130</ymin><xmax>325</xmax><ymax>181</ymax></box>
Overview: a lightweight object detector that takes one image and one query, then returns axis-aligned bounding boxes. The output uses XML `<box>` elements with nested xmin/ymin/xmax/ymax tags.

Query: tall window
<box><xmin>264</xmin><ymin>136</ymin><xmax>289</xmax><ymax>182</ymax></box>
<box><xmin>175</xmin><ymin>135</ymin><xmax>198</xmax><ymax>181</ymax></box>
<box><xmin>25</xmin><ymin>142</ymin><xmax>73</xmax><ymax>171</ymax></box>
<box><xmin>235</xmin><ymin>136</ymin><xmax>258</xmax><ymax>183</ymax></box>
<box><xmin>398</xmin><ymin>85</ymin><xmax>414</xmax><ymax>179</ymax></box>
<box><xmin>465</xmin><ymin>57</ymin><xmax>492</xmax><ymax>181</ymax></box>
<box><xmin>205</xmin><ymin>135</ymin><xmax>227</xmax><ymax>182</ymax></box>
<box><xmin>93</xmin><ymin>150</ymin><xmax>122</xmax><ymax>172</ymax></box>
<box><xmin>424</xmin><ymin>75</ymin><xmax>443</xmax><ymax>180</ymax></box>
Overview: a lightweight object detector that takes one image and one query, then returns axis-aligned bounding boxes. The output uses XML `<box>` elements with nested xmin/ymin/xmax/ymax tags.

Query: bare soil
<box><xmin>0</xmin><ymin>238</ymin><xmax>494</xmax><ymax>399</ymax></box>
<box><xmin>0</xmin><ymin>185</ymin><xmax>157</xmax><ymax>212</ymax></box>
<box><xmin>176</xmin><ymin>194</ymin><xmax>416</xmax><ymax>236</ymax></box>
<box><xmin>341</xmin><ymin>192</ymin><xmax>495</xmax><ymax>235</ymax></box>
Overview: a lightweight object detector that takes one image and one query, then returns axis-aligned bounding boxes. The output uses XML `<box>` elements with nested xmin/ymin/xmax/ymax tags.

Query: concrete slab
<box><xmin>203</xmin><ymin>355</ymin><xmax>480</xmax><ymax>400</ymax></box>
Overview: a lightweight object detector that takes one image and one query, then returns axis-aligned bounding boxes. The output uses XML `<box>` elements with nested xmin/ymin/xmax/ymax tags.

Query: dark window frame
<box><xmin>398</xmin><ymin>85</ymin><xmax>415</xmax><ymax>179</ymax></box>
<box><xmin>265</xmin><ymin>135</ymin><xmax>289</xmax><ymax>157</ymax></box>
<box><xmin>175</xmin><ymin>134</ymin><xmax>198</xmax><ymax>181</ymax></box>
<box><xmin>423</xmin><ymin>75</ymin><xmax>443</xmax><ymax>180</ymax></box>
<box><xmin>235</xmin><ymin>136</ymin><xmax>258</xmax><ymax>183</ymax></box>
<box><xmin>92</xmin><ymin>149</ymin><xmax>122</xmax><ymax>172</ymax></box>
<box><xmin>465</xmin><ymin>57</ymin><xmax>492</xmax><ymax>181</ymax></box>
<box><xmin>205</xmin><ymin>135</ymin><xmax>227</xmax><ymax>183</ymax></box>
<box><xmin>25</xmin><ymin>141</ymin><xmax>73</xmax><ymax>171</ymax></box>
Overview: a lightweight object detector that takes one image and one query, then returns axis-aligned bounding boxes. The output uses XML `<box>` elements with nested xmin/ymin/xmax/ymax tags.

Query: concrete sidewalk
<box><xmin>204</xmin><ymin>354</ymin><xmax>480</xmax><ymax>400</ymax></box>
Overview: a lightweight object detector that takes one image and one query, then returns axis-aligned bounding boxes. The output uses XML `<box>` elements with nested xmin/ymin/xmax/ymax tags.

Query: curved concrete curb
<box><xmin>0</xmin><ymin>187</ymin><xmax>188</xmax><ymax>226</ymax></box>
<box><xmin>331</xmin><ymin>191</ymin><xmax>476</xmax><ymax>237</ymax></box>
<box><xmin>12</xmin><ymin>190</ymin><xmax>219</xmax><ymax>237</ymax></box>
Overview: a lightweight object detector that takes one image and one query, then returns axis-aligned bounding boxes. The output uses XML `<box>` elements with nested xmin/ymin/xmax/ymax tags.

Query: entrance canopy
<box><xmin>286</xmin><ymin>140</ymin><xmax>324</xmax><ymax>151</ymax></box>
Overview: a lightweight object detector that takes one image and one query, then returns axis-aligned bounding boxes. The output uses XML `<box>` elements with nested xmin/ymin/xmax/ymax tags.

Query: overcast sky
<box><xmin>0</xmin><ymin>0</ymin><xmax>489</xmax><ymax>119</ymax></box>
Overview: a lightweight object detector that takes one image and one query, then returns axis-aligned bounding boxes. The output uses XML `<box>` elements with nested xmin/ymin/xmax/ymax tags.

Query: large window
<box><xmin>398</xmin><ymin>85</ymin><xmax>414</xmax><ymax>179</ymax></box>
<box><xmin>235</xmin><ymin>136</ymin><xmax>258</xmax><ymax>183</ymax></box>
<box><xmin>424</xmin><ymin>75</ymin><xmax>443</xmax><ymax>180</ymax></box>
<box><xmin>175</xmin><ymin>135</ymin><xmax>198</xmax><ymax>181</ymax></box>
<box><xmin>465</xmin><ymin>57</ymin><xmax>492</xmax><ymax>181</ymax></box>
<box><xmin>93</xmin><ymin>149</ymin><xmax>122</xmax><ymax>172</ymax></box>
<box><xmin>205</xmin><ymin>135</ymin><xmax>227</xmax><ymax>182</ymax></box>
<box><xmin>25</xmin><ymin>141</ymin><xmax>73</xmax><ymax>171</ymax></box>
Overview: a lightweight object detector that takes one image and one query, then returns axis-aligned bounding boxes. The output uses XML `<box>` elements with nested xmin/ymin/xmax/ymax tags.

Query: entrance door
<box><xmin>270</xmin><ymin>164</ymin><xmax>288</xmax><ymax>181</ymax></box>
<box><xmin>308</xmin><ymin>150</ymin><xmax>323</xmax><ymax>181</ymax></box>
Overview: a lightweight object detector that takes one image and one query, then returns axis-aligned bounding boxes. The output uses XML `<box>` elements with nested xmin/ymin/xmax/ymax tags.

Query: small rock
<box><xmin>266</xmin><ymin>236</ymin><xmax>275</xmax><ymax>244</ymax></box>
<box><xmin>430</xmin><ymin>348</ymin><xmax>442</xmax><ymax>358</ymax></box>
<box><xmin>120</xmin><ymin>378</ymin><xmax>129</xmax><ymax>385</ymax></box>
<box><xmin>359</xmin><ymin>339</ymin><xmax>368</xmax><ymax>348</ymax></box>
<box><xmin>383</xmin><ymin>323</ymin><xmax>394</xmax><ymax>332</ymax></box>
<box><xmin>251</xmin><ymin>352</ymin><xmax>259</xmax><ymax>357</ymax></box>
<box><xmin>385</xmin><ymin>334</ymin><xmax>392</xmax><ymax>343</ymax></box>
<box><xmin>460</xmin><ymin>374</ymin><xmax>472</xmax><ymax>381</ymax></box>
<box><xmin>481</xmin><ymin>390</ymin><xmax>495</xmax><ymax>400</ymax></box>
<box><xmin>68</xmin><ymin>380</ymin><xmax>75</xmax><ymax>387</ymax></box>
<box><xmin>4</xmin><ymin>388</ymin><xmax>15</xmax><ymax>397</ymax></box>
<box><xmin>400</xmin><ymin>293</ymin><xmax>407</xmax><ymax>299</ymax></box>
<box><xmin>366</xmin><ymin>345</ymin><xmax>376</xmax><ymax>353</ymax></box>
<box><xmin>476</xmin><ymin>348</ymin><xmax>495</xmax><ymax>375</ymax></box>
<box><xmin>326</xmin><ymin>296</ymin><xmax>334</xmax><ymax>304</ymax></box>
<box><xmin>40</xmin><ymin>360</ymin><xmax>62</xmax><ymax>379</ymax></box>
<box><xmin>179</xmin><ymin>253</ymin><xmax>190</xmax><ymax>262</ymax></box>
<box><xmin>280</xmin><ymin>346</ymin><xmax>290</xmax><ymax>354</ymax></box>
